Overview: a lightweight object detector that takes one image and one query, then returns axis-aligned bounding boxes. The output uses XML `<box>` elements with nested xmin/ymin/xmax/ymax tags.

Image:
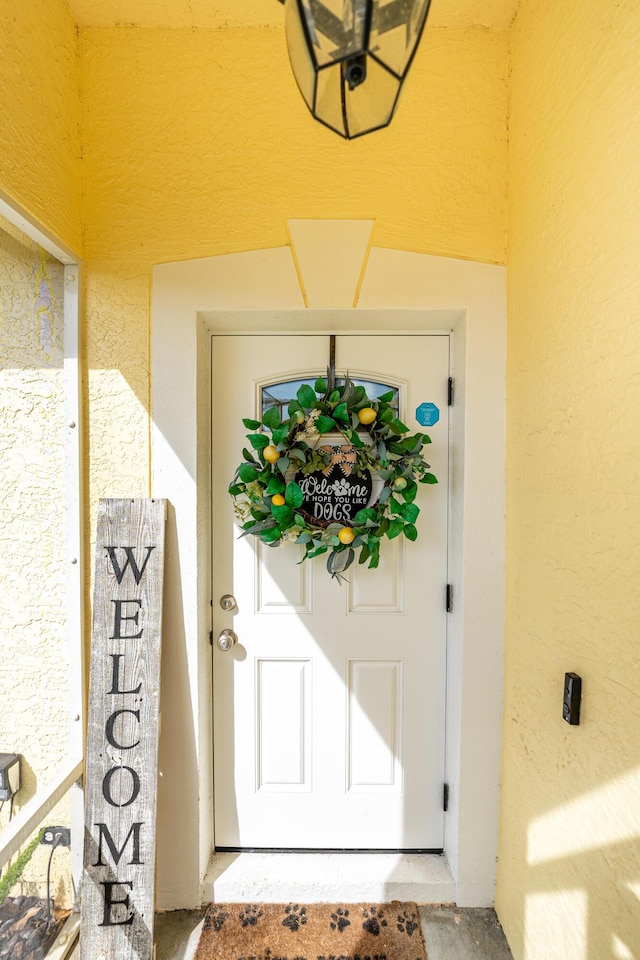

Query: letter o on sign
<box><xmin>102</xmin><ymin>766</ymin><xmax>141</xmax><ymax>808</ymax></box>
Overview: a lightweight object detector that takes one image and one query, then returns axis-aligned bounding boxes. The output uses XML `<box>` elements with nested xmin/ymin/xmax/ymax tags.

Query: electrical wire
<box><xmin>45</xmin><ymin>837</ymin><xmax>62</xmax><ymax>926</ymax></box>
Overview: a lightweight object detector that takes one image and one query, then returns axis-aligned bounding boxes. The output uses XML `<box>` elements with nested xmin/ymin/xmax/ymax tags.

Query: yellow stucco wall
<box><xmin>497</xmin><ymin>2</ymin><xmax>640</xmax><ymax>957</ymax></box>
<box><xmin>0</xmin><ymin>0</ymin><xmax>82</xmax><ymax>253</ymax></box>
<box><xmin>79</xmin><ymin>23</ymin><xmax>508</xmax><ymax>513</ymax></box>
<box><xmin>0</xmin><ymin>0</ymin><xmax>81</xmax><ymax>905</ymax></box>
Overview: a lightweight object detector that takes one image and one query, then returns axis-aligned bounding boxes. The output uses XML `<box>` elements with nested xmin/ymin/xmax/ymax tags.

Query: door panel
<box><xmin>212</xmin><ymin>334</ymin><xmax>449</xmax><ymax>849</ymax></box>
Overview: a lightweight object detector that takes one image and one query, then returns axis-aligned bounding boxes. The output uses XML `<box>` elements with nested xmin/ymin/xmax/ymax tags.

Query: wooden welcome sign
<box><xmin>81</xmin><ymin>499</ymin><xmax>166</xmax><ymax>960</ymax></box>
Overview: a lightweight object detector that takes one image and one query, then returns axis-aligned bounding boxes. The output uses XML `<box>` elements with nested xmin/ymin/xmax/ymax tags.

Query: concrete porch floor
<box><xmin>154</xmin><ymin>905</ymin><xmax>514</xmax><ymax>960</ymax></box>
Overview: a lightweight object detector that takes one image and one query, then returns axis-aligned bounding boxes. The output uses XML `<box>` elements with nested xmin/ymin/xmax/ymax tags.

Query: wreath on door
<box><xmin>228</xmin><ymin>374</ymin><xmax>437</xmax><ymax>581</ymax></box>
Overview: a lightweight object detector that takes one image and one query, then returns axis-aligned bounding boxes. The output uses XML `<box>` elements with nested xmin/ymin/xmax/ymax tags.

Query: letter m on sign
<box><xmin>81</xmin><ymin>499</ymin><xmax>167</xmax><ymax>960</ymax></box>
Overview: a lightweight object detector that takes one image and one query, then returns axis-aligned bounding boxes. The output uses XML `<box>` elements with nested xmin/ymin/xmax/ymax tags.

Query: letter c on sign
<box><xmin>106</xmin><ymin>709</ymin><xmax>141</xmax><ymax>750</ymax></box>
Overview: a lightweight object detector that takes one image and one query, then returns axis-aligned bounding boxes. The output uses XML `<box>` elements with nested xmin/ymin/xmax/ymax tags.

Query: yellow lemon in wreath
<box><xmin>263</xmin><ymin>444</ymin><xmax>279</xmax><ymax>463</ymax></box>
<box><xmin>357</xmin><ymin>407</ymin><xmax>377</xmax><ymax>425</ymax></box>
<box><xmin>338</xmin><ymin>527</ymin><xmax>355</xmax><ymax>545</ymax></box>
<box><xmin>271</xmin><ymin>494</ymin><xmax>285</xmax><ymax>506</ymax></box>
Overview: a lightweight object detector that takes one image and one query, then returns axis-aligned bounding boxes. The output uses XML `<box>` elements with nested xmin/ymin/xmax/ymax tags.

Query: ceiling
<box><xmin>65</xmin><ymin>0</ymin><xmax>519</xmax><ymax>31</ymax></box>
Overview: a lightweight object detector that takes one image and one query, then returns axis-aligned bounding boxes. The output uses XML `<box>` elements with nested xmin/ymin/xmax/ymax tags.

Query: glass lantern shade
<box><xmin>280</xmin><ymin>0</ymin><xmax>432</xmax><ymax>139</ymax></box>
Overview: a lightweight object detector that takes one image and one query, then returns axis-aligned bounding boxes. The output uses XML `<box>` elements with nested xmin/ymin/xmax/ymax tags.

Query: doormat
<box><xmin>194</xmin><ymin>903</ymin><xmax>426</xmax><ymax>960</ymax></box>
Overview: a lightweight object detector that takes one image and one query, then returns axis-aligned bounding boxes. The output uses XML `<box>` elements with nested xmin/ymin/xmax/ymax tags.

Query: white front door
<box><xmin>212</xmin><ymin>334</ymin><xmax>449</xmax><ymax>850</ymax></box>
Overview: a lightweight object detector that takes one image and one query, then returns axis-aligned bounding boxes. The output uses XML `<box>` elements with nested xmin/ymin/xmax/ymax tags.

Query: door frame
<box><xmin>151</xmin><ymin>225</ymin><xmax>505</xmax><ymax>909</ymax></box>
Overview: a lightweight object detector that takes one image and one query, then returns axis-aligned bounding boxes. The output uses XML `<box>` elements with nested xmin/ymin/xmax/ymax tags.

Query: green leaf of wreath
<box><xmin>315</xmin><ymin>377</ymin><xmax>327</xmax><ymax>394</ymax></box>
<box><xmin>248</xmin><ymin>433</ymin><xmax>270</xmax><ymax>451</ymax></box>
<box><xmin>353</xmin><ymin>507</ymin><xmax>377</xmax><ymax>524</ymax></box>
<box><xmin>306</xmin><ymin>545</ymin><xmax>328</xmax><ymax>559</ymax></box>
<box><xmin>386</xmin><ymin>518</ymin><xmax>405</xmax><ymax>540</ymax></box>
<box><xmin>228</xmin><ymin>483</ymin><xmax>244</xmax><ymax>496</ymax></box>
<box><xmin>421</xmin><ymin>472</ymin><xmax>438</xmax><ymax>484</ymax></box>
<box><xmin>328</xmin><ymin>547</ymin><xmax>354</xmax><ymax>577</ymax></box>
<box><xmin>378</xmin><ymin>389</ymin><xmax>396</xmax><ymax>403</ymax></box>
<box><xmin>399</xmin><ymin>502</ymin><xmax>420</xmax><ymax>524</ymax></box>
<box><xmin>271</xmin><ymin>425</ymin><xmax>289</xmax><ymax>445</ymax></box>
<box><xmin>239</xmin><ymin>518</ymin><xmax>276</xmax><ymax>537</ymax></box>
<box><xmin>401</xmin><ymin>434</ymin><xmax>423</xmax><ymax>452</ymax></box>
<box><xmin>272</xmin><ymin>503</ymin><xmax>294</xmax><ymax>526</ymax></box>
<box><xmin>265</xmin><ymin>475</ymin><xmax>286</xmax><ymax>496</ymax></box>
<box><xmin>238</xmin><ymin>463</ymin><xmax>259</xmax><ymax>483</ymax></box>
<box><xmin>333</xmin><ymin>402</ymin><xmax>349</xmax><ymax>423</ymax></box>
<box><xmin>402</xmin><ymin>479</ymin><xmax>418</xmax><ymax>502</ymax></box>
<box><xmin>285</xmin><ymin>481</ymin><xmax>304</xmax><ymax>509</ymax></box>
<box><xmin>316</xmin><ymin>415</ymin><xmax>337</xmax><ymax>434</ymax></box>
<box><xmin>378</xmin><ymin>485</ymin><xmax>392</xmax><ymax>504</ymax></box>
<box><xmin>403</xmin><ymin>523</ymin><xmax>418</xmax><ymax>541</ymax></box>
<box><xmin>391</xmin><ymin>418</ymin><xmax>410</xmax><ymax>434</ymax></box>
<box><xmin>297</xmin><ymin>384</ymin><xmax>317</xmax><ymax>409</ymax></box>
<box><xmin>262</xmin><ymin>406</ymin><xmax>281</xmax><ymax>430</ymax></box>
<box><xmin>261</xmin><ymin>526</ymin><xmax>283</xmax><ymax>544</ymax></box>
<box><xmin>243</xmin><ymin>418</ymin><xmax>261</xmax><ymax>430</ymax></box>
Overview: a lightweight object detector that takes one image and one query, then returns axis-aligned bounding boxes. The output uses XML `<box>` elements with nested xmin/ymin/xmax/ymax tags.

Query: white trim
<box><xmin>151</xmin><ymin>238</ymin><xmax>505</xmax><ymax>908</ymax></box>
<box><xmin>45</xmin><ymin>913</ymin><xmax>81</xmax><ymax>960</ymax></box>
<box><xmin>0</xmin><ymin>190</ymin><xmax>79</xmax><ymax>264</ymax></box>
<box><xmin>63</xmin><ymin>264</ymin><xmax>86</xmax><ymax>905</ymax></box>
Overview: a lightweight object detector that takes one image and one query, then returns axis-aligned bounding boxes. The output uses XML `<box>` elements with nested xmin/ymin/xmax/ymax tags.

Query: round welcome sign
<box><xmin>295</xmin><ymin>443</ymin><xmax>373</xmax><ymax>526</ymax></box>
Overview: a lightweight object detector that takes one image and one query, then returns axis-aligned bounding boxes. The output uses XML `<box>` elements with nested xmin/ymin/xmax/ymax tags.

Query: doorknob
<box><xmin>220</xmin><ymin>594</ymin><xmax>237</xmax><ymax>611</ymax></box>
<box><xmin>217</xmin><ymin>628</ymin><xmax>238</xmax><ymax>652</ymax></box>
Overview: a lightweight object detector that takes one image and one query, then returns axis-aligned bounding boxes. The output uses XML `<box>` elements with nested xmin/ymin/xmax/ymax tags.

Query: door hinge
<box><xmin>443</xmin><ymin>783</ymin><xmax>450</xmax><ymax>812</ymax></box>
<box><xmin>446</xmin><ymin>584</ymin><xmax>453</xmax><ymax>613</ymax></box>
<box><xmin>209</xmin><ymin>630</ymin><xmax>213</xmax><ymax>646</ymax></box>
<box><xmin>448</xmin><ymin>377</ymin><xmax>454</xmax><ymax>406</ymax></box>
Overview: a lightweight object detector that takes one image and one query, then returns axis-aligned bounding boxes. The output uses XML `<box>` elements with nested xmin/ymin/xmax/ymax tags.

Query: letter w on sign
<box><xmin>81</xmin><ymin>499</ymin><xmax>167</xmax><ymax>960</ymax></box>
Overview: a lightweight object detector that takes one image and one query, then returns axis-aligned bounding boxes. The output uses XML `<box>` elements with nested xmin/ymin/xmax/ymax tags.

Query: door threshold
<box><xmin>204</xmin><ymin>851</ymin><xmax>455</xmax><ymax>904</ymax></box>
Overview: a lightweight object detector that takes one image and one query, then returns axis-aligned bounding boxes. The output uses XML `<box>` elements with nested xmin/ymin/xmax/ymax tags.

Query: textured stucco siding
<box><xmin>0</xmin><ymin>0</ymin><xmax>82</xmax><ymax>254</ymax></box>
<box><xmin>0</xmin><ymin>215</ymin><xmax>71</xmax><ymax>902</ymax></box>
<box><xmin>497</xmin><ymin>1</ymin><xmax>640</xmax><ymax>957</ymax></box>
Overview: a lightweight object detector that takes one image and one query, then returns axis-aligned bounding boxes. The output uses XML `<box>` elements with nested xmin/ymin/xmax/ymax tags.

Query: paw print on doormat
<box><xmin>239</xmin><ymin>905</ymin><xmax>263</xmax><ymax>928</ymax></box>
<box><xmin>203</xmin><ymin>907</ymin><xmax>229</xmax><ymax>932</ymax></box>
<box><xmin>362</xmin><ymin>907</ymin><xmax>387</xmax><ymax>936</ymax></box>
<box><xmin>396</xmin><ymin>910</ymin><xmax>419</xmax><ymax>937</ymax></box>
<box><xmin>330</xmin><ymin>908</ymin><xmax>351</xmax><ymax>933</ymax></box>
<box><xmin>282</xmin><ymin>904</ymin><xmax>308</xmax><ymax>932</ymax></box>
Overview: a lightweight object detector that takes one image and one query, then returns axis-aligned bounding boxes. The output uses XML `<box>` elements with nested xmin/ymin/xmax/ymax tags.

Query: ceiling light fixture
<box><xmin>277</xmin><ymin>0</ymin><xmax>432</xmax><ymax>139</ymax></box>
